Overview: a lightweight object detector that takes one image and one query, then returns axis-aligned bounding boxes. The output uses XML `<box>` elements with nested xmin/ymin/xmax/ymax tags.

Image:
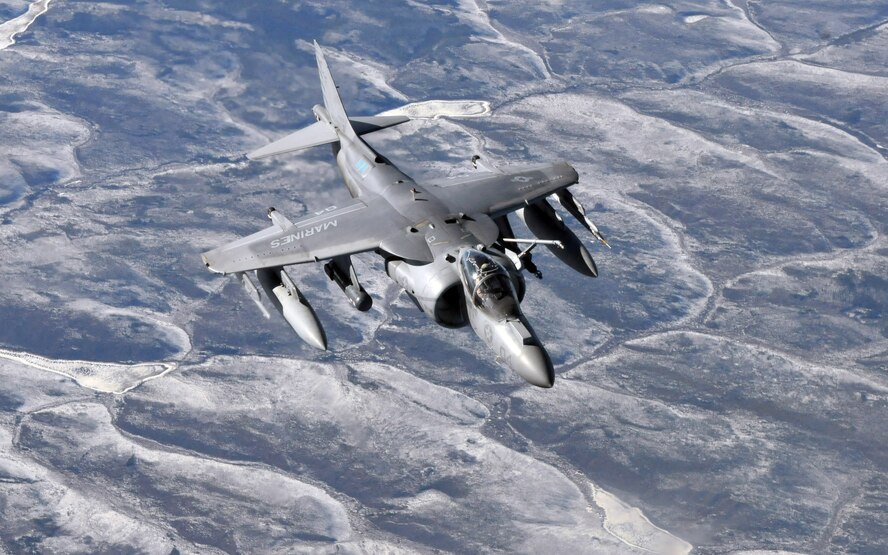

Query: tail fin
<box><xmin>245</xmin><ymin>43</ymin><xmax>410</xmax><ymax>160</ymax></box>
<box><xmin>314</xmin><ymin>41</ymin><xmax>357</xmax><ymax>140</ymax></box>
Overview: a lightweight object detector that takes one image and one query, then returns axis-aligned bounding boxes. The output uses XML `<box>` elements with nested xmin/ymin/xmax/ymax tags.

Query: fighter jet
<box><xmin>201</xmin><ymin>42</ymin><xmax>609</xmax><ymax>388</ymax></box>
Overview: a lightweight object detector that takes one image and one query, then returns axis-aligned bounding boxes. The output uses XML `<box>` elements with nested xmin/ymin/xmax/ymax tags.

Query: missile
<box><xmin>236</xmin><ymin>272</ymin><xmax>270</xmax><ymax>319</ymax></box>
<box><xmin>518</xmin><ymin>199</ymin><xmax>598</xmax><ymax>277</ymax></box>
<box><xmin>553</xmin><ymin>189</ymin><xmax>610</xmax><ymax>248</ymax></box>
<box><xmin>255</xmin><ymin>267</ymin><xmax>327</xmax><ymax>350</ymax></box>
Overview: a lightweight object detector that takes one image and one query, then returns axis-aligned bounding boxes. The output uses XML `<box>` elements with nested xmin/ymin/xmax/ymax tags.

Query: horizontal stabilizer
<box><xmin>248</xmin><ymin>121</ymin><xmax>337</xmax><ymax>160</ymax></box>
<box><xmin>247</xmin><ymin>115</ymin><xmax>409</xmax><ymax>160</ymax></box>
<box><xmin>350</xmin><ymin>115</ymin><xmax>410</xmax><ymax>135</ymax></box>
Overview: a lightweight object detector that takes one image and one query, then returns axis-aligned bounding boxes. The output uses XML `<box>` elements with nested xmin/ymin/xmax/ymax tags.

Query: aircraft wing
<box><xmin>201</xmin><ymin>197</ymin><xmax>423</xmax><ymax>274</ymax></box>
<box><xmin>428</xmin><ymin>161</ymin><xmax>579</xmax><ymax>218</ymax></box>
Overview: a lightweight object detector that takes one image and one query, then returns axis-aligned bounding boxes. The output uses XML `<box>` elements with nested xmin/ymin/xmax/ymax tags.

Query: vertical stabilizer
<box><xmin>314</xmin><ymin>41</ymin><xmax>357</xmax><ymax>141</ymax></box>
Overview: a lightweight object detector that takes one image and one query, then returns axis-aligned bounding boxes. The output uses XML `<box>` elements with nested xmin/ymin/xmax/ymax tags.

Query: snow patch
<box><xmin>591</xmin><ymin>482</ymin><xmax>693</xmax><ymax>554</ymax></box>
<box><xmin>0</xmin><ymin>348</ymin><xmax>176</xmax><ymax>394</ymax></box>
<box><xmin>378</xmin><ymin>99</ymin><xmax>491</xmax><ymax>119</ymax></box>
<box><xmin>0</xmin><ymin>0</ymin><xmax>51</xmax><ymax>50</ymax></box>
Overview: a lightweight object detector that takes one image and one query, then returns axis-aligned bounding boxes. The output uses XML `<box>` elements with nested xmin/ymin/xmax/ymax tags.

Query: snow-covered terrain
<box><xmin>1</xmin><ymin>0</ymin><xmax>886</xmax><ymax>553</ymax></box>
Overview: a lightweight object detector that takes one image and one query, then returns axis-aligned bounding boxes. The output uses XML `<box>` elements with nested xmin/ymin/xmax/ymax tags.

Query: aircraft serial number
<box><xmin>270</xmin><ymin>220</ymin><xmax>338</xmax><ymax>248</ymax></box>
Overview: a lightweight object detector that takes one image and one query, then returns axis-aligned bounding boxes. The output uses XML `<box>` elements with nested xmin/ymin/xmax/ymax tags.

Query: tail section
<box><xmin>248</xmin><ymin>120</ymin><xmax>338</xmax><ymax>160</ymax></box>
<box><xmin>313</xmin><ymin>40</ymin><xmax>356</xmax><ymax>141</ymax></box>
<box><xmin>246</xmin><ymin>42</ymin><xmax>409</xmax><ymax>160</ymax></box>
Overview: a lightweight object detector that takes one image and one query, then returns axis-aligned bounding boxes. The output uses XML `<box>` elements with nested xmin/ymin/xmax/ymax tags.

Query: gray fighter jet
<box><xmin>202</xmin><ymin>42</ymin><xmax>609</xmax><ymax>388</ymax></box>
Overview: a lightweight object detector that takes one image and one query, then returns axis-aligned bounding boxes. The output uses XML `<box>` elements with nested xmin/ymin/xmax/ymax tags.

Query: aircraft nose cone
<box><xmin>513</xmin><ymin>344</ymin><xmax>555</xmax><ymax>388</ymax></box>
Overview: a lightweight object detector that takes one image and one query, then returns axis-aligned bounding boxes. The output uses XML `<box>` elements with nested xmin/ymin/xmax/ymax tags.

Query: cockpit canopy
<box><xmin>458</xmin><ymin>248</ymin><xmax>519</xmax><ymax>321</ymax></box>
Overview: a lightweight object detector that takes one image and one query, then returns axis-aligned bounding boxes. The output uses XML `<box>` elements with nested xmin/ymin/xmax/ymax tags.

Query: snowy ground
<box><xmin>1</xmin><ymin>0</ymin><xmax>886</xmax><ymax>553</ymax></box>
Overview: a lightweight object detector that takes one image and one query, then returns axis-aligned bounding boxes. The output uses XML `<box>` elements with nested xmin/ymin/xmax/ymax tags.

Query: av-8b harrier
<box><xmin>202</xmin><ymin>43</ymin><xmax>609</xmax><ymax>388</ymax></box>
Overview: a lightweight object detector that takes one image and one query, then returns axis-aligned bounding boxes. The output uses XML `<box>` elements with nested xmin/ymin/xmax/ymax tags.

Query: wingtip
<box><xmin>200</xmin><ymin>253</ymin><xmax>216</xmax><ymax>272</ymax></box>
